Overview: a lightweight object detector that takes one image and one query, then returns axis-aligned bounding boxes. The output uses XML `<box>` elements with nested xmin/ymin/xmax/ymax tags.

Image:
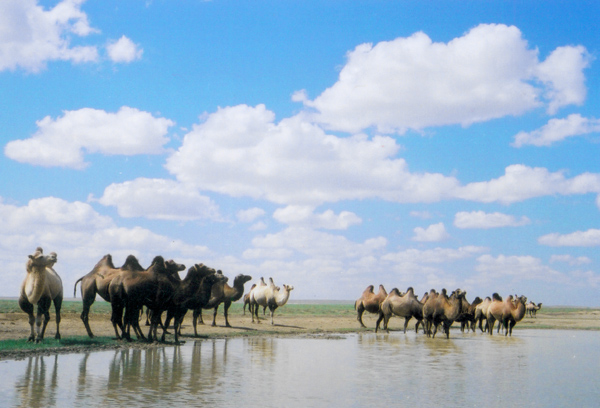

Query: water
<box><xmin>0</xmin><ymin>330</ymin><xmax>598</xmax><ymax>407</ymax></box>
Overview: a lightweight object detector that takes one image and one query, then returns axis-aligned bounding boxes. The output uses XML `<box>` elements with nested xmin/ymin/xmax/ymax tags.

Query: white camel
<box><xmin>18</xmin><ymin>247</ymin><xmax>63</xmax><ymax>342</ymax></box>
<box><xmin>267</xmin><ymin>284</ymin><xmax>294</xmax><ymax>325</ymax></box>
<box><xmin>249</xmin><ymin>277</ymin><xmax>277</xmax><ymax>323</ymax></box>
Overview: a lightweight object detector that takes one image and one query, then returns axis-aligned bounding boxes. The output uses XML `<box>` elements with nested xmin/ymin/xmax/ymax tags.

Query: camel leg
<box><xmin>212</xmin><ymin>306</ymin><xmax>219</xmax><ymax>327</ymax></box>
<box><xmin>403</xmin><ymin>317</ymin><xmax>412</xmax><ymax>334</ymax></box>
<box><xmin>192</xmin><ymin>309</ymin><xmax>200</xmax><ymax>336</ymax></box>
<box><xmin>487</xmin><ymin>317</ymin><xmax>495</xmax><ymax>335</ymax></box>
<box><xmin>375</xmin><ymin>312</ymin><xmax>385</xmax><ymax>333</ymax></box>
<box><xmin>19</xmin><ymin>297</ymin><xmax>36</xmax><ymax>342</ymax></box>
<box><xmin>196</xmin><ymin>309</ymin><xmax>205</xmax><ymax>325</ymax></box>
<box><xmin>53</xmin><ymin>295</ymin><xmax>62</xmax><ymax>340</ymax></box>
<box><xmin>356</xmin><ymin>304</ymin><xmax>367</xmax><ymax>328</ymax></box>
<box><xmin>224</xmin><ymin>302</ymin><xmax>232</xmax><ymax>327</ymax></box>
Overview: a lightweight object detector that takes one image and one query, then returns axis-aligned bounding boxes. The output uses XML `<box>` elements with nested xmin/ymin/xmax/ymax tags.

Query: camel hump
<box><xmin>363</xmin><ymin>285</ymin><xmax>375</xmax><ymax>294</ymax></box>
<box><xmin>390</xmin><ymin>288</ymin><xmax>401</xmax><ymax>295</ymax></box>
<box><xmin>406</xmin><ymin>286</ymin><xmax>414</xmax><ymax>294</ymax></box>
<box><xmin>98</xmin><ymin>254</ymin><xmax>115</xmax><ymax>269</ymax></box>
<box><xmin>492</xmin><ymin>293</ymin><xmax>502</xmax><ymax>301</ymax></box>
<box><xmin>122</xmin><ymin>255</ymin><xmax>144</xmax><ymax>271</ymax></box>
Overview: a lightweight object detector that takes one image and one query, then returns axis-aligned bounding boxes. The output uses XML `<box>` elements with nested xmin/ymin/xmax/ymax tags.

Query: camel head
<box><xmin>234</xmin><ymin>274</ymin><xmax>253</xmax><ymax>286</ymax></box>
<box><xmin>27</xmin><ymin>248</ymin><xmax>57</xmax><ymax>271</ymax></box>
<box><xmin>283</xmin><ymin>284</ymin><xmax>294</xmax><ymax>292</ymax></box>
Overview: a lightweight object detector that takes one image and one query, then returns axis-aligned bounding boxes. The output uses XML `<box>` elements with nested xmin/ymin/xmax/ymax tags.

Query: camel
<box><xmin>192</xmin><ymin>270</ymin><xmax>229</xmax><ymax>329</ymax></box>
<box><xmin>376</xmin><ymin>287</ymin><xmax>425</xmax><ymax>334</ymax></box>
<box><xmin>473</xmin><ymin>296</ymin><xmax>492</xmax><ymax>333</ymax></box>
<box><xmin>354</xmin><ymin>284</ymin><xmax>388</xmax><ymax>328</ymax></box>
<box><xmin>161</xmin><ymin>263</ymin><xmax>223</xmax><ymax>343</ymax></box>
<box><xmin>456</xmin><ymin>295</ymin><xmax>483</xmax><ymax>333</ymax></box>
<box><xmin>210</xmin><ymin>274</ymin><xmax>252</xmax><ymax>327</ymax></box>
<box><xmin>73</xmin><ymin>254</ymin><xmax>145</xmax><ymax>338</ymax></box>
<box><xmin>487</xmin><ymin>294</ymin><xmax>527</xmax><ymax>336</ymax></box>
<box><xmin>108</xmin><ymin>256</ymin><xmax>184</xmax><ymax>342</ymax></box>
<box><xmin>422</xmin><ymin>288</ymin><xmax>466</xmax><ymax>339</ymax></box>
<box><xmin>526</xmin><ymin>301</ymin><xmax>542</xmax><ymax>318</ymax></box>
<box><xmin>248</xmin><ymin>277</ymin><xmax>277</xmax><ymax>323</ymax></box>
<box><xmin>243</xmin><ymin>284</ymin><xmax>256</xmax><ymax>315</ymax></box>
<box><xmin>264</xmin><ymin>284</ymin><xmax>294</xmax><ymax>325</ymax></box>
<box><xmin>19</xmin><ymin>248</ymin><xmax>63</xmax><ymax>342</ymax></box>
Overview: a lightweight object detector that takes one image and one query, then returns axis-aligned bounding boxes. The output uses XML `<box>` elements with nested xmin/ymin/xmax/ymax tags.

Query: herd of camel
<box><xmin>17</xmin><ymin>247</ymin><xmax>293</xmax><ymax>343</ymax></box>
<box><xmin>355</xmin><ymin>284</ymin><xmax>542</xmax><ymax>338</ymax></box>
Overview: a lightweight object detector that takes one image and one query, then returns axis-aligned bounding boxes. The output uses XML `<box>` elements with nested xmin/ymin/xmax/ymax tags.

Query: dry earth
<box><xmin>1</xmin><ymin>307</ymin><xmax>599</xmax><ymax>360</ymax></box>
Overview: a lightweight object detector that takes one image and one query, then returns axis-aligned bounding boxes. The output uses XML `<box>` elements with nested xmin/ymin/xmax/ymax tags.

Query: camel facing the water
<box><xmin>19</xmin><ymin>247</ymin><xmax>63</xmax><ymax>342</ymax></box>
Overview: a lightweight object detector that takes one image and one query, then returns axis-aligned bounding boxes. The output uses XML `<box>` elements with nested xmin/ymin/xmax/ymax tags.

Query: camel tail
<box><xmin>73</xmin><ymin>277</ymin><xmax>83</xmax><ymax>298</ymax></box>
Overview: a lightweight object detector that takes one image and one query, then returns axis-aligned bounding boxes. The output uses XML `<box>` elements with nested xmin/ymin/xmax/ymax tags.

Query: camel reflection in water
<box><xmin>15</xmin><ymin>355</ymin><xmax>59</xmax><ymax>408</ymax></box>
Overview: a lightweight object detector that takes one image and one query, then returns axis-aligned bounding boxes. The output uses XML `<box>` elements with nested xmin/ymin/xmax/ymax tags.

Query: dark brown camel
<box><xmin>73</xmin><ymin>254</ymin><xmax>145</xmax><ymax>338</ymax></box>
<box><xmin>423</xmin><ymin>288</ymin><xmax>466</xmax><ymax>339</ymax></box>
<box><xmin>376</xmin><ymin>287</ymin><xmax>425</xmax><ymax>334</ymax></box>
<box><xmin>19</xmin><ymin>247</ymin><xmax>63</xmax><ymax>342</ymax></box>
<box><xmin>456</xmin><ymin>295</ymin><xmax>483</xmax><ymax>333</ymax></box>
<box><xmin>192</xmin><ymin>270</ymin><xmax>229</xmax><ymax>330</ymax></box>
<box><xmin>108</xmin><ymin>256</ymin><xmax>183</xmax><ymax>342</ymax></box>
<box><xmin>161</xmin><ymin>263</ymin><xmax>222</xmax><ymax>343</ymax></box>
<box><xmin>355</xmin><ymin>284</ymin><xmax>387</xmax><ymax>328</ymax></box>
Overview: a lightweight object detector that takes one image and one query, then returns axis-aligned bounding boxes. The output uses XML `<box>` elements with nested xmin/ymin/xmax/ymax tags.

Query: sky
<box><xmin>1</xmin><ymin>0</ymin><xmax>600</xmax><ymax>306</ymax></box>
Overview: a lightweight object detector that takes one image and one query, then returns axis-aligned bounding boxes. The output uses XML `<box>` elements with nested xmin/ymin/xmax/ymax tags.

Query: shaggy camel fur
<box><xmin>526</xmin><ymin>301</ymin><xmax>542</xmax><ymax>318</ymax></box>
<box><xmin>422</xmin><ymin>288</ymin><xmax>466</xmax><ymax>339</ymax></box>
<box><xmin>161</xmin><ymin>263</ymin><xmax>222</xmax><ymax>343</ymax></box>
<box><xmin>19</xmin><ymin>248</ymin><xmax>63</xmax><ymax>342</ymax></box>
<box><xmin>376</xmin><ymin>287</ymin><xmax>425</xmax><ymax>334</ymax></box>
<box><xmin>354</xmin><ymin>284</ymin><xmax>388</xmax><ymax>328</ymax></box>
<box><xmin>108</xmin><ymin>256</ymin><xmax>183</xmax><ymax>341</ymax></box>
<box><xmin>74</xmin><ymin>254</ymin><xmax>145</xmax><ymax>338</ymax></box>
<box><xmin>487</xmin><ymin>294</ymin><xmax>527</xmax><ymax>336</ymax></box>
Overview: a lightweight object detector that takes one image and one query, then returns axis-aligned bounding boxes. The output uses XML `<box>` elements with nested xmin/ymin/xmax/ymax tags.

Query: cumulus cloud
<box><xmin>243</xmin><ymin>226</ymin><xmax>387</xmax><ymax>260</ymax></box>
<box><xmin>0</xmin><ymin>0</ymin><xmax>99</xmax><ymax>72</ymax></box>
<box><xmin>475</xmin><ymin>254</ymin><xmax>565</xmax><ymax>282</ymax></box>
<box><xmin>4</xmin><ymin>107</ymin><xmax>174</xmax><ymax>169</ymax></box>
<box><xmin>106</xmin><ymin>35</ymin><xmax>143</xmax><ymax>63</ymax></box>
<box><xmin>538</xmin><ymin>229</ymin><xmax>600</xmax><ymax>247</ymax></box>
<box><xmin>457</xmin><ymin>164</ymin><xmax>600</xmax><ymax>204</ymax></box>
<box><xmin>165</xmin><ymin>104</ymin><xmax>460</xmax><ymax>206</ymax></box>
<box><xmin>454</xmin><ymin>211</ymin><xmax>530</xmax><ymax>229</ymax></box>
<box><xmin>512</xmin><ymin>114</ymin><xmax>600</xmax><ymax>147</ymax></box>
<box><xmin>273</xmin><ymin>205</ymin><xmax>362</xmax><ymax>230</ymax></box>
<box><xmin>412</xmin><ymin>222</ymin><xmax>450</xmax><ymax>242</ymax></box>
<box><xmin>98</xmin><ymin>178</ymin><xmax>220</xmax><ymax>221</ymax></box>
<box><xmin>300</xmin><ymin>24</ymin><xmax>588</xmax><ymax>134</ymax></box>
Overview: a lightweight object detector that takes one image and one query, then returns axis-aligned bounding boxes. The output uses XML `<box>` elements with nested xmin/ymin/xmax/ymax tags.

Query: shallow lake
<box><xmin>0</xmin><ymin>330</ymin><xmax>598</xmax><ymax>407</ymax></box>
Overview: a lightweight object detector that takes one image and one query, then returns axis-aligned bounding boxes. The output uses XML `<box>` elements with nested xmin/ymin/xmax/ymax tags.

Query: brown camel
<box><xmin>212</xmin><ymin>274</ymin><xmax>253</xmax><ymax>327</ymax></box>
<box><xmin>108</xmin><ymin>256</ymin><xmax>183</xmax><ymax>342</ymax></box>
<box><xmin>161</xmin><ymin>263</ymin><xmax>221</xmax><ymax>343</ymax></box>
<box><xmin>376</xmin><ymin>287</ymin><xmax>425</xmax><ymax>334</ymax></box>
<box><xmin>192</xmin><ymin>270</ymin><xmax>229</xmax><ymax>329</ymax></box>
<box><xmin>73</xmin><ymin>254</ymin><xmax>145</xmax><ymax>338</ymax></box>
<box><xmin>487</xmin><ymin>294</ymin><xmax>527</xmax><ymax>336</ymax></box>
<box><xmin>456</xmin><ymin>295</ymin><xmax>483</xmax><ymax>332</ymax></box>
<box><xmin>422</xmin><ymin>288</ymin><xmax>466</xmax><ymax>339</ymax></box>
<box><xmin>526</xmin><ymin>301</ymin><xmax>542</xmax><ymax>318</ymax></box>
<box><xmin>355</xmin><ymin>284</ymin><xmax>387</xmax><ymax>328</ymax></box>
<box><xmin>19</xmin><ymin>247</ymin><xmax>63</xmax><ymax>342</ymax></box>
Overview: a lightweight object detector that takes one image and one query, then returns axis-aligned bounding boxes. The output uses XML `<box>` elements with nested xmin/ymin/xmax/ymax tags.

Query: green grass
<box><xmin>0</xmin><ymin>336</ymin><xmax>116</xmax><ymax>352</ymax></box>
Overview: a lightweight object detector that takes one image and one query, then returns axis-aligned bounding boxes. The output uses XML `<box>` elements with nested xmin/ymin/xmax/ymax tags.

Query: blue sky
<box><xmin>2</xmin><ymin>0</ymin><xmax>600</xmax><ymax>306</ymax></box>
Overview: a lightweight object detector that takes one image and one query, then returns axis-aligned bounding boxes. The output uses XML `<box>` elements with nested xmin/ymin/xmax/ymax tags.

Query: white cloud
<box><xmin>244</xmin><ymin>226</ymin><xmax>387</xmax><ymax>260</ymax></box>
<box><xmin>475</xmin><ymin>254</ymin><xmax>565</xmax><ymax>282</ymax></box>
<box><xmin>4</xmin><ymin>107</ymin><xmax>174</xmax><ymax>169</ymax></box>
<box><xmin>535</xmin><ymin>46</ymin><xmax>591</xmax><ymax>114</ymax></box>
<box><xmin>539</xmin><ymin>229</ymin><xmax>600</xmax><ymax>247</ymax></box>
<box><xmin>301</xmin><ymin>24</ymin><xmax>588</xmax><ymax>134</ymax></box>
<box><xmin>512</xmin><ymin>114</ymin><xmax>600</xmax><ymax>147</ymax></box>
<box><xmin>98</xmin><ymin>178</ymin><xmax>220</xmax><ymax>221</ymax></box>
<box><xmin>457</xmin><ymin>164</ymin><xmax>600</xmax><ymax>204</ymax></box>
<box><xmin>165</xmin><ymin>104</ymin><xmax>460</xmax><ymax>206</ymax></box>
<box><xmin>106</xmin><ymin>35</ymin><xmax>143</xmax><ymax>63</ymax></box>
<box><xmin>412</xmin><ymin>222</ymin><xmax>450</xmax><ymax>242</ymax></box>
<box><xmin>237</xmin><ymin>207</ymin><xmax>266</xmax><ymax>223</ymax></box>
<box><xmin>273</xmin><ymin>205</ymin><xmax>362</xmax><ymax>230</ymax></box>
<box><xmin>454</xmin><ymin>211</ymin><xmax>530</xmax><ymax>229</ymax></box>
<box><xmin>550</xmin><ymin>254</ymin><xmax>592</xmax><ymax>266</ymax></box>
<box><xmin>382</xmin><ymin>245</ymin><xmax>486</xmax><ymax>264</ymax></box>
<box><xmin>410</xmin><ymin>211</ymin><xmax>433</xmax><ymax>219</ymax></box>
<box><xmin>0</xmin><ymin>0</ymin><xmax>99</xmax><ymax>72</ymax></box>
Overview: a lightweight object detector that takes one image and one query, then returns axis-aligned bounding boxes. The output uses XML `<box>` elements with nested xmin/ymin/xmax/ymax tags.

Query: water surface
<box><xmin>0</xmin><ymin>330</ymin><xmax>598</xmax><ymax>407</ymax></box>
